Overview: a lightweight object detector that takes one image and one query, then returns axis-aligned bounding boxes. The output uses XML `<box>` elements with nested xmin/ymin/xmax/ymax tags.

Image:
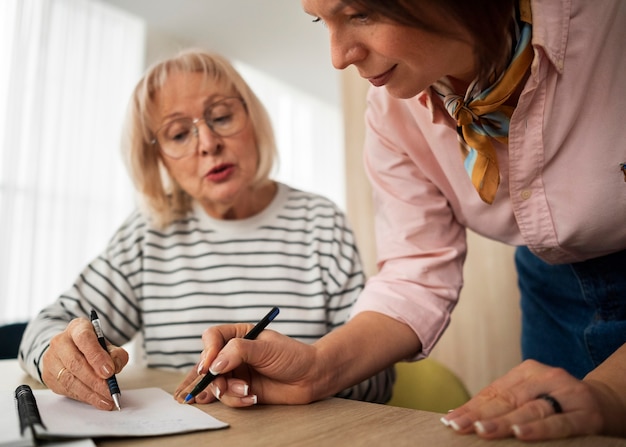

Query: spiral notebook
<box><xmin>2</xmin><ymin>386</ymin><xmax>228</xmax><ymax>446</ymax></box>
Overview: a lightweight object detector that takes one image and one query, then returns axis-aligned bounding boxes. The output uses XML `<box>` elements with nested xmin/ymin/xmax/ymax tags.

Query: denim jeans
<box><xmin>516</xmin><ymin>246</ymin><xmax>626</xmax><ymax>379</ymax></box>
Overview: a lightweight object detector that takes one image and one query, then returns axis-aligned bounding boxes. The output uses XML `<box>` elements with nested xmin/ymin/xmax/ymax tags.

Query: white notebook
<box><xmin>2</xmin><ymin>387</ymin><xmax>228</xmax><ymax>446</ymax></box>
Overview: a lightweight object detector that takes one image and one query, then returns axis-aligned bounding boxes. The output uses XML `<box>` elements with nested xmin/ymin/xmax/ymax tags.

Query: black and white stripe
<box><xmin>19</xmin><ymin>183</ymin><xmax>393</xmax><ymax>403</ymax></box>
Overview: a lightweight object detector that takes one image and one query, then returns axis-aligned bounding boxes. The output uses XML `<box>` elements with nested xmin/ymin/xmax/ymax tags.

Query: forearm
<box><xmin>583</xmin><ymin>343</ymin><xmax>626</xmax><ymax>437</ymax></box>
<box><xmin>19</xmin><ymin>312</ymin><xmax>69</xmax><ymax>382</ymax></box>
<box><xmin>311</xmin><ymin>311</ymin><xmax>420</xmax><ymax>402</ymax></box>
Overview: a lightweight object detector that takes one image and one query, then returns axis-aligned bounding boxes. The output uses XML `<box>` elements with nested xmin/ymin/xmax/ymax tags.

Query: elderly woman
<box><xmin>18</xmin><ymin>49</ymin><xmax>394</xmax><ymax>409</ymax></box>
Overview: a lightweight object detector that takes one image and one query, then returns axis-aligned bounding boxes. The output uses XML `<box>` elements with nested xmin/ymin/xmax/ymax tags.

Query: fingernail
<box><xmin>101</xmin><ymin>364</ymin><xmax>112</xmax><ymax>376</ymax></box>
<box><xmin>512</xmin><ymin>424</ymin><xmax>525</xmax><ymax>437</ymax></box>
<box><xmin>197</xmin><ymin>361</ymin><xmax>204</xmax><ymax>375</ymax></box>
<box><xmin>231</xmin><ymin>383</ymin><xmax>249</xmax><ymax>396</ymax></box>
<box><xmin>440</xmin><ymin>416</ymin><xmax>451</xmax><ymax>427</ymax></box>
<box><xmin>209</xmin><ymin>355</ymin><xmax>227</xmax><ymax>375</ymax></box>
<box><xmin>212</xmin><ymin>386</ymin><xmax>221</xmax><ymax>400</ymax></box>
<box><xmin>98</xmin><ymin>400</ymin><xmax>112</xmax><ymax>410</ymax></box>
<box><xmin>114</xmin><ymin>358</ymin><xmax>123</xmax><ymax>372</ymax></box>
<box><xmin>474</xmin><ymin>420</ymin><xmax>497</xmax><ymax>435</ymax></box>
<box><xmin>449</xmin><ymin>416</ymin><xmax>473</xmax><ymax>431</ymax></box>
<box><xmin>242</xmin><ymin>394</ymin><xmax>257</xmax><ymax>405</ymax></box>
<box><xmin>197</xmin><ymin>391</ymin><xmax>209</xmax><ymax>401</ymax></box>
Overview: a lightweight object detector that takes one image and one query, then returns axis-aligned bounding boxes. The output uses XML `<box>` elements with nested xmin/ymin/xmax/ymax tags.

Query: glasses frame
<box><xmin>150</xmin><ymin>96</ymin><xmax>248</xmax><ymax>160</ymax></box>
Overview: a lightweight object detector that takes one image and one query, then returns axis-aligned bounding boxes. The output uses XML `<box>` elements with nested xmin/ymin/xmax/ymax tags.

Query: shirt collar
<box><xmin>529</xmin><ymin>0</ymin><xmax>571</xmax><ymax>74</ymax></box>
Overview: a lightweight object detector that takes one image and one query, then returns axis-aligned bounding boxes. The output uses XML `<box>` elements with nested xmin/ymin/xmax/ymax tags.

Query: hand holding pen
<box><xmin>40</xmin><ymin>311</ymin><xmax>128</xmax><ymax>411</ymax></box>
<box><xmin>178</xmin><ymin>307</ymin><xmax>280</xmax><ymax>405</ymax></box>
<box><xmin>90</xmin><ymin>309</ymin><xmax>122</xmax><ymax>410</ymax></box>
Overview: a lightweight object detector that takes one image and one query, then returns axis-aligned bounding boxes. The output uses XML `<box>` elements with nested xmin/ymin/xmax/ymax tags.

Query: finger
<box><xmin>473</xmin><ymin>394</ymin><xmax>565</xmax><ymax>439</ymax></box>
<box><xmin>107</xmin><ymin>345</ymin><xmax>129</xmax><ymax>373</ymax></box>
<box><xmin>174</xmin><ymin>368</ymin><xmax>202</xmax><ymax>402</ymax></box>
<box><xmin>192</xmin><ymin>377</ymin><xmax>229</xmax><ymax>404</ymax></box>
<box><xmin>70</xmin><ymin>319</ymin><xmax>117</xmax><ymax>379</ymax></box>
<box><xmin>197</xmin><ymin>323</ymin><xmax>256</xmax><ymax>374</ymax></box>
<box><xmin>63</xmin><ymin>320</ymin><xmax>117</xmax><ymax>399</ymax></box>
<box><xmin>443</xmin><ymin>360</ymin><xmax>571</xmax><ymax>431</ymax></box>
<box><xmin>512</xmin><ymin>411</ymin><xmax>601</xmax><ymax>441</ymax></box>
<box><xmin>55</xmin><ymin>363</ymin><xmax>116</xmax><ymax>410</ymax></box>
<box><xmin>211</xmin><ymin>380</ymin><xmax>258</xmax><ymax>408</ymax></box>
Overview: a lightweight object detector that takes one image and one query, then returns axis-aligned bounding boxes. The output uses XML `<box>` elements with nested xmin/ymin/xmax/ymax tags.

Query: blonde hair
<box><xmin>121</xmin><ymin>49</ymin><xmax>277</xmax><ymax>228</ymax></box>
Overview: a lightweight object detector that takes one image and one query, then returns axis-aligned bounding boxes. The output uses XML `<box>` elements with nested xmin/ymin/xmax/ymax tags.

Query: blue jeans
<box><xmin>516</xmin><ymin>246</ymin><xmax>626</xmax><ymax>379</ymax></box>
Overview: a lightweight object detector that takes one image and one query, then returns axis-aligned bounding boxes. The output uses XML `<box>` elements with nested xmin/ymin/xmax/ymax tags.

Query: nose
<box><xmin>329</xmin><ymin>28</ymin><xmax>366</xmax><ymax>70</ymax></box>
<box><xmin>196</xmin><ymin>120</ymin><xmax>221</xmax><ymax>156</ymax></box>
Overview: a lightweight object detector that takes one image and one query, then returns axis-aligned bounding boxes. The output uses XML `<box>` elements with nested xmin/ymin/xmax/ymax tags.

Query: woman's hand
<box><xmin>441</xmin><ymin>358</ymin><xmax>624</xmax><ymax>441</ymax></box>
<box><xmin>42</xmin><ymin>317</ymin><xmax>129</xmax><ymax>410</ymax></box>
<box><xmin>174</xmin><ymin>323</ymin><xmax>319</xmax><ymax>407</ymax></box>
<box><xmin>174</xmin><ymin>311</ymin><xmax>420</xmax><ymax>408</ymax></box>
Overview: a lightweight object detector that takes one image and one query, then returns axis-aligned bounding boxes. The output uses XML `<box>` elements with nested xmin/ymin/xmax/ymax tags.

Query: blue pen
<box><xmin>184</xmin><ymin>306</ymin><xmax>280</xmax><ymax>403</ymax></box>
<box><xmin>90</xmin><ymin>309</ymin><xmax>122</xmax><ymax>411</ymax></box>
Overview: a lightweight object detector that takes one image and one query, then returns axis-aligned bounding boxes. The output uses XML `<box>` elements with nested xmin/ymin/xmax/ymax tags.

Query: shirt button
<box><xmin>520</xmin><ymin>190</ymin><xmax>532</xmax><ymax>200</ymax></box>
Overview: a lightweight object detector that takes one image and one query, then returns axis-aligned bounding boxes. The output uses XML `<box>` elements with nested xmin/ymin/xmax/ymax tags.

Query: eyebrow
<box><xmin>159</xmin><ymin>93</ymin><xmax>231</xmax><ymax>123</ymax></box>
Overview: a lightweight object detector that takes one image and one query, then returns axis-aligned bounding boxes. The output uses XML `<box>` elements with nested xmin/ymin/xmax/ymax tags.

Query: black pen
<box><xmin>184</xmin><ymin>306</ymin><xmax>280</xmax><ymax>403</ymax></box>
<box><xmin>90</xmin><ymin>309</ymin><xmax>122</xmax><ymax>411</ymax></box>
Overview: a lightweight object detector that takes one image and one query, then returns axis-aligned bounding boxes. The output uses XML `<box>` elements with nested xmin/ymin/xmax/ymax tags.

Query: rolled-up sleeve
<box><xmin>351</xmin><ymin>88</ymin><xmax>466</xmax><ymax>359</ymax></box>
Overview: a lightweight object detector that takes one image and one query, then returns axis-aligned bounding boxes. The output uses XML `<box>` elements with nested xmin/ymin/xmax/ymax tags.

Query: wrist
<box><xmin>307</xmin><ymin>311</ymin><xmax>420</xmax><ymax>402</ymax></box>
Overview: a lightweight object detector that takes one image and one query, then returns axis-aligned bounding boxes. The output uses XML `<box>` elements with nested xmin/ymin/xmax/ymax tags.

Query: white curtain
<box><xmin>0</xmin><ymin>0</ymin><xmax>145</xmax><ymax>324</ymax></box>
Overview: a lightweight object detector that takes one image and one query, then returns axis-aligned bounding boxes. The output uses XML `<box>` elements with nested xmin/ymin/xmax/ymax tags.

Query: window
<box><xmin>0</xmin><ymin>0</ymin><xmax>145</xmax><ymax>323</ymax></box>
<box><xmin>0</xmin><ymin>0</ymin><xmax>344</xmax><ymax>326</ymax></box>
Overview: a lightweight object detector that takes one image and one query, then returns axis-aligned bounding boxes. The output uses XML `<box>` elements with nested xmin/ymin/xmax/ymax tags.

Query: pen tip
<box><xmin>183</xmin><ymin>394</ymin><xmax>193</xmax><ymax>404</ymax></box>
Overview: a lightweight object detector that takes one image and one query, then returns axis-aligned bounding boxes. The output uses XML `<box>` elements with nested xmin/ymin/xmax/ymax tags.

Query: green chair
<box><xmin>388</xmin><ymin>358</ymin><xmax>471</xmax><ymax>413</ymax></box>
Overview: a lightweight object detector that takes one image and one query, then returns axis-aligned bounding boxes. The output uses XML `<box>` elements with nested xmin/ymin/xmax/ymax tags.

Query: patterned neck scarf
<box><xmin>432</xmin><ymin>0</ymin><xmax>533</xmax><ymax>204</ymax></box>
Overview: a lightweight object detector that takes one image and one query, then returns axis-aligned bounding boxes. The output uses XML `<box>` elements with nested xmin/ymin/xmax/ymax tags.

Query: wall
<box><xmin>341</xmin><ymin>68</ymin><xmax>521</xmax><ymax>396</ymax></box>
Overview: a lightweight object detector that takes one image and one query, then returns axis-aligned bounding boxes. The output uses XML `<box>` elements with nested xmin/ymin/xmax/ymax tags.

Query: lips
<box><xmin>205</xmin><ymin>163</ymin><xmax>234</xmax><ymax>182</ymax></box>
<box><xmin>367</xmin><ymin>65</ymin><xmax>397</xmax><ymax>87</ymax></box>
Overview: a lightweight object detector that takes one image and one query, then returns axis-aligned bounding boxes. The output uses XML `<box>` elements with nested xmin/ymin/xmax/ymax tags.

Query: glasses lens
<box><xmin>154</xmin><ymin>98</ymin><xmax>247</xmax><ymax>159</ymax></box>
<box><xmin>205</xmin><ymin>98</ymin><xmax>247</xmax><ymax>137</ymax></box>
<box><xmin>156</xmin><ymin>118</ymin><xmax>196</xmax><ymax>159</ymax></box>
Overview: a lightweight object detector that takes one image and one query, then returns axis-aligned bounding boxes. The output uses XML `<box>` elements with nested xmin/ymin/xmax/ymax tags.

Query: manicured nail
<box><xmin>101</xmin><ymin>364</ymin><xmax>112</xmax><ymax>376</ymax></box>
<box><xmin>231</xmin><ymin>383</ymin><xmax>249</xmax><ymax>396</ymax></box>
<box><xmin>440</xmin><ymin>416</ymin><xmax>451</xmax><ymax>427</ymax></box>
<box><xmin>449</xmin><ymin>416</ymin><xmax>473</xmax><ymax>431</ymax></box>
<box><xmin>211</xmin><ymin>385</ymin><xmax>221</xmax><ymax>400</ymax></box>
<box><xmin>512</xmin><ymin>424</ymin><xmax>524</xmax><ymax>437</ymax></box>
<box><xmin>197</xmin><ymin>361</ymin><xmax>204</xmax><ymax>375</ymax></box>
<box><xmin>242</xmin><ymin>394</ymin><xmax>257</xmax><ymax>405</ymax></box>
<box><xmin>474</xmin><ymin>421</ymin><xmax>497</xmax><ymax>435</ymax></box>
<box><xmin>209</xmin><ymin>355</ymin><xmax>227</xmax><ymax>375</ymax></box>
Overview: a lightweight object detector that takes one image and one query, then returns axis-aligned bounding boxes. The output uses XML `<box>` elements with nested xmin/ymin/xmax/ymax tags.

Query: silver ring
<box><xmin>56</xmin><ymin>367</ymin><xmax>67</xmax><ymax>381</ymax></box>
<box><xmin>537</xmin><ymin>393</ymin><xmax>563</xmax><ymax>414</ymax></box>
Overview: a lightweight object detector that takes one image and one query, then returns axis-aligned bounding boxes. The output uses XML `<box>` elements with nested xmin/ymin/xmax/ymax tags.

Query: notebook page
<box><xmin>32</xmin><ymin>387</ymin><xmax>228</xmax><ymax>438</ymax></box>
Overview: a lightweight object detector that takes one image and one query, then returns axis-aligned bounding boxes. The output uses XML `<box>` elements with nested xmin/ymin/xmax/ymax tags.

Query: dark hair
<box><xmin>347</xmin><ymin>0</ymin><xmax>517</xmax><ymax>86</ymax></box>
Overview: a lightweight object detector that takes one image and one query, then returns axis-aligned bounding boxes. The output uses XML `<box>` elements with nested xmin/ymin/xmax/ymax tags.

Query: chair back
<box><xmin>0</xmin><ymin>322</ymin><xmax>28</xmax><ymax>359</ymax></box>
<box><xmin>388</xmin><ymin>358</ymin><xmax>471</xmax><ymax>413</ymax></box>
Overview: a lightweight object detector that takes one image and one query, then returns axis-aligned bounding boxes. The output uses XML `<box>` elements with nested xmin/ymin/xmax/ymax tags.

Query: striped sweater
<box><xmin>19</xmin><ymin>183</ymin><xmax>394</xmax><ymax>403</ymax></box>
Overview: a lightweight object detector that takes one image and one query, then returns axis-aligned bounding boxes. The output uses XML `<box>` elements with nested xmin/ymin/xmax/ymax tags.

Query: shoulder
<box><xmin>279</xmin><ymin>183</ymin><xmax>347</xmax><ymax>221</ymax></box>
<box><xmin>106</xmin><ymin>206</ymin><xmax>201</xmax><ymax>250</ymax></box>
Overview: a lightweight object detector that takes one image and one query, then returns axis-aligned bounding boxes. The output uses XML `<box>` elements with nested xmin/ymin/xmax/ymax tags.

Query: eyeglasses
<box><xmin>151</xmin><ymin>97</ymin><xmax>248</xmax><ymax>159</ymax></box>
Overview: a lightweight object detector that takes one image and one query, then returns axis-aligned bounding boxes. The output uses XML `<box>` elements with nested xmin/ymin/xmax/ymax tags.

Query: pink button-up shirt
<box><xmin>353</xmin><ymin>0</ymin><xmax>626</xmax><ymax>357</ymax></box>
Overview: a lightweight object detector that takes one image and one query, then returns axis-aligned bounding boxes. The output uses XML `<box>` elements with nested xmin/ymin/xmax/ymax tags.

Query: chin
<box><xmin>384</xmin><ymin>83</ymin><xmax>426</xmax><ymax>99</ymax></box>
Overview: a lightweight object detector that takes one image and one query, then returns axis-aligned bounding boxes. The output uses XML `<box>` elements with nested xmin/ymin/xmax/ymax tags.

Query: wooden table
<box><xmin>2</xmin><ymin>359</ymin><xmax>624</xmax><ymax>446</ymax></box>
